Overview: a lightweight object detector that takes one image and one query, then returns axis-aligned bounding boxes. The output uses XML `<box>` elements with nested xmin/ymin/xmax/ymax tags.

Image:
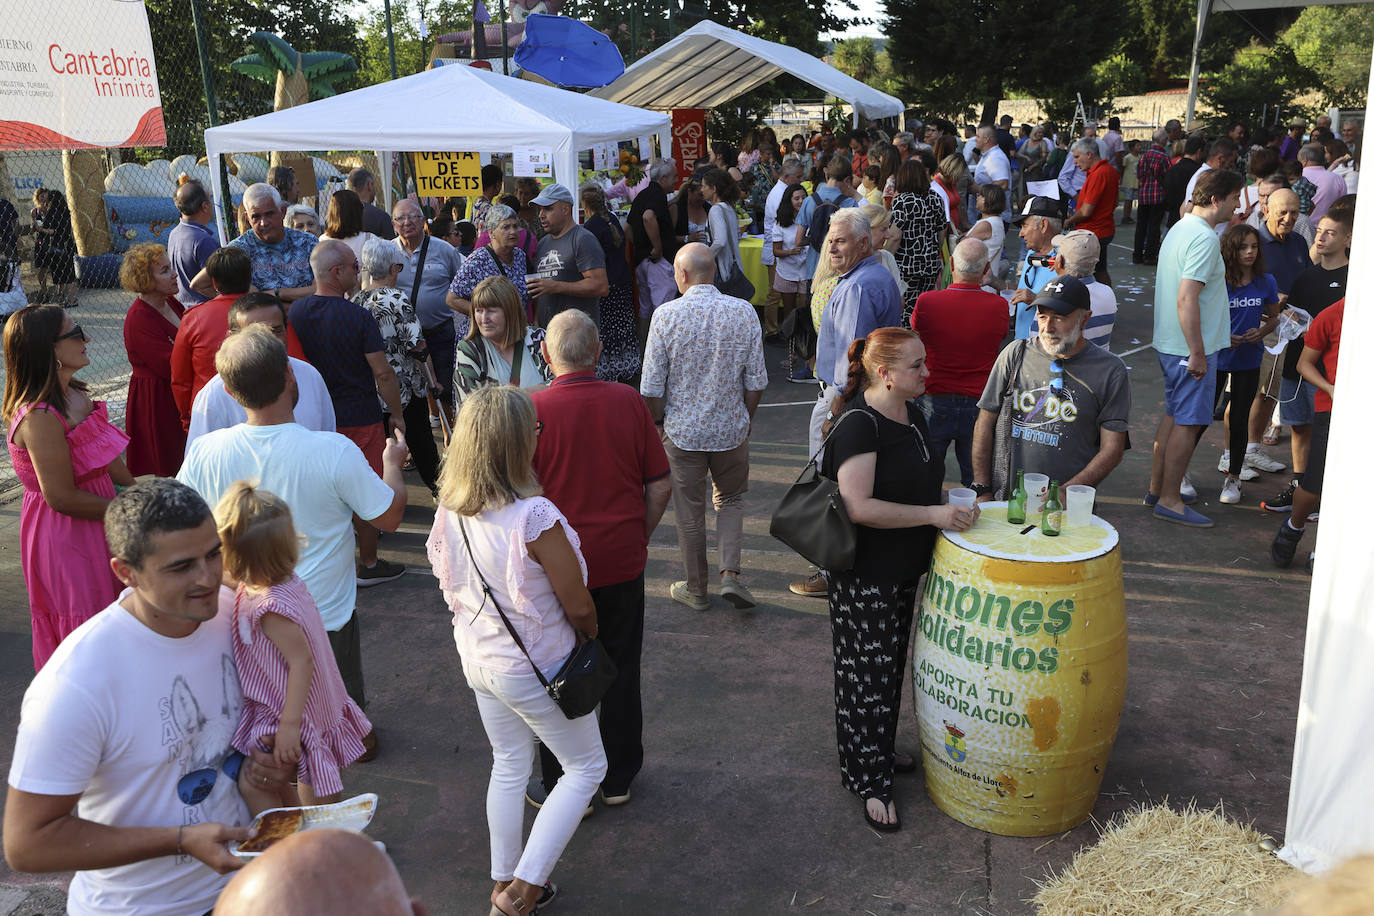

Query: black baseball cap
<box><xmin>1032</xmin><ymin>275</ymin><xmax>1091</xmax><ymax>314</ymax></box>
<box><xmin>1010</xmin><ymin>195</ymin><xmax>1066</xmax><ymax>224</ymax></box>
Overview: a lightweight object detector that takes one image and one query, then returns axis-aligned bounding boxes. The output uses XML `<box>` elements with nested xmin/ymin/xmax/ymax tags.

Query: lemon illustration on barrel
<box><xmin>913</xmin><ymin>502</ymin><xmax>1127</xmax><ymax>837</ymax></box>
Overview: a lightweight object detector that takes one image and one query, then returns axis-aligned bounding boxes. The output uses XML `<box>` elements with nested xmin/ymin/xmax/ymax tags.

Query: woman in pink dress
<box><xmin>120</xmin><ymin>243</ymin><xmax>185</xmax><ymax>477</ymax></box>
<box><xmin>4</xmin><ymin>305</ymin><xmax>133</xmax><ymax>669</ymax></box>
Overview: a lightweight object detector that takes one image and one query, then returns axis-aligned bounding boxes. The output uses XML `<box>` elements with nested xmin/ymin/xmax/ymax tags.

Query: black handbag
<box><xmin>714</xmin><ymin>259</ymin><xmax>756</xmax><ymax>301</ymax></box>
<box><xmin>769</xmin><ymin>409</ymin><xmax>877</xmax><ymax>572</ymax></box>
<box><xmin>458</xmin><ymin>516</ymin><xmax>617</xmax><ymax>719</ymax></box>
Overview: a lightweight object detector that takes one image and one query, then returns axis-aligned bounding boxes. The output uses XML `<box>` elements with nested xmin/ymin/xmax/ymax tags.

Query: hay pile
<box><xmin>1031</xmin><ymin>802</ymin><xmax>1301</xmax><ymax>915</ymax></box>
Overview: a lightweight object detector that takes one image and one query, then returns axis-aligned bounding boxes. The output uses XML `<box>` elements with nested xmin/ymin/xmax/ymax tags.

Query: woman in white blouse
<box><xmin>426</xmin><ymin>385</ymin><xmax>605</xmax><ymax>916</ymax></box>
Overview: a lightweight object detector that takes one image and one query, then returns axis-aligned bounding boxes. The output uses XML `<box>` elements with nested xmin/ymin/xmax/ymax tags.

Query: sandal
<box><xmin>1263</xmin><ymin>424</ymin><xmax>1280</xmax><ymax>446</ymax></box>
<box><xmin>862</xmin><ymin>797</ymin><xmax>901</xmax><ymax>832</ymax></box>
<box><xmin>490</xmin><ymin>881</ymin><xmax>557</xmax><ymax>915</ymax></box>
<box><xmin>894</xmin><ymin>752</ymin><xmax>918</xmax><ymax>774</ymax></box>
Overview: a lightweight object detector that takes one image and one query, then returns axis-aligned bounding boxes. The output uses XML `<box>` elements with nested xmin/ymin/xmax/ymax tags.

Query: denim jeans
<box><xmin>917</xmin><ymin>393</ymin><xmax>981</xmax><ymax>486</ymax></box>
<box><xmin>463</xmin><ymin>654</ymin><xmax>607</xmax><ymax>885</ymax></box>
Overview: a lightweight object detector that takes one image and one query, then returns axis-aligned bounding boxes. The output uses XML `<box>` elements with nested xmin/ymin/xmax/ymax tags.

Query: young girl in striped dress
<box><xmin>215</xmin><ymin>481</ymin><xmax>372</xmax><ymax>812</ymax></box>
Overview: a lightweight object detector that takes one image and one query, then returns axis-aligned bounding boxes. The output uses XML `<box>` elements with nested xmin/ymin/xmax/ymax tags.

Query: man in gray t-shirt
<box><xmin>971</xmin><ymin>276</ymin><xmax>1131</xmax><ymax>498</ymax></box>
<box><xmin>528</xmin><ymin>183</ymin><xmax>609</xmax><ymax>327</ymax></box>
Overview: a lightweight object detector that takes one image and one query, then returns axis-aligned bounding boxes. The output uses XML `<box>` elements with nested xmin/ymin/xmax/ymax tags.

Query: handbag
<box><xmin>769</xmin><ymin>409</ymin><xmax>877</xmax><ymax>572</ymax></box>
<box><xmin>714</xmin><ymin>258</ymin><xmax>756</xmax><ymax>301</ymax></box>
<box><xmin>457</xmin><ymin>516</ymin><xmax>616</xmax><ymax>719</ymax></box>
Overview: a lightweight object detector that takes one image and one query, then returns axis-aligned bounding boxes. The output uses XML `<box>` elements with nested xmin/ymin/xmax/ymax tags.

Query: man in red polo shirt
<box><xmin>170</xmin><ymin>246</ymin><xmax>251</xmax><ymax>429</ymax></box>
<box><xmin>1064</xmin><ymin>138</ymin><xmax>1121</xmax><ymax>286</ymax></box>
<box><xmin>909</xmin><ymin>237</ymin><xmax>1009</xmax><ymax>487</ymax></box>
<box><xmin>528</xmin><ymin>309</ymin><xmax>672</xmax><ymax>809</ymax></box>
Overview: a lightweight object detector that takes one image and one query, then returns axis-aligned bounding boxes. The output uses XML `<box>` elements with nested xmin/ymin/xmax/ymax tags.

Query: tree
<box><xmin>1202</xmin><ymin>41</ymin><xmax>1316</xmax><ymax>129</ymax></box>
<box><xmin>831</xmin><ymin>37</ymin><xmax>877</xmax><ymax>85</ymax></box>
<box><xmin>885</xmin><ymin>0</ymin><xmax>1119</xmax><ymax>124</ymax></box>
<box><xmin>1114</xmin><ymin>0</ymin><xmax>1297</xmax><ymax>85</ymax></box>
<box><xmin>1284</xmin><ymin>4</ymin><xmax>1374</xmax><ymax>109</ymax></box>
<box><xmin>355</xmin><ymin>0</ymin><xmax>472</xmax><ymax>84</ymax></box>
<box><xmin>1091</xmin><ymin>53</ymin><xmax>1147</xmax><ymax>115</ymax></box>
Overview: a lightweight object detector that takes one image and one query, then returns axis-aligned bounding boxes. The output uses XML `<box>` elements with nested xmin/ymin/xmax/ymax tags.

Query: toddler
<box><xmin>216</xmin><ymin>481</ymin><xmax>372</xmax><ymax>812</ymax></box>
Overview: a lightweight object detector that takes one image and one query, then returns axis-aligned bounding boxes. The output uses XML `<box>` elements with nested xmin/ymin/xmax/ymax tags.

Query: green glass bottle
<box><xmin>1041</xmin><ymin>481</ymin><xmax>1063</xmax><ymax>537</ymax></box>
<box><xmin>1007</xmin><ymin>469</ymin><xmax>1027</xmax><ymax>525</ymax></box>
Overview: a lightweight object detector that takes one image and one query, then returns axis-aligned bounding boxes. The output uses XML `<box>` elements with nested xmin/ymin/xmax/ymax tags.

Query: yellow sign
<box><xmin>413</xmin><ymin>152</ymin><xmax>482</xmax><ymax>194</ymax></box>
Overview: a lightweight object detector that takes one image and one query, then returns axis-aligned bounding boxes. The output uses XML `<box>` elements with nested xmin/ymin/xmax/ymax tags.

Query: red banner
<box><xmin>671</xmin><ymin>109</ymin><xmax>707</xmax><ymax>176</ymax></box>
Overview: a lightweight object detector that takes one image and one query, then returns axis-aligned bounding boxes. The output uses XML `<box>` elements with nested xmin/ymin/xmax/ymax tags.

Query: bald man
<box><xmin>168</xmin><ymin>177</ymin><xmax>220</xmax><ymax>303</ymax></box>
<box><xmin>216</xmin><ymin>830</ymin><xmax>428</xmax><ymax>916</ymax></box>
<box><xmin>641</xmin><ymin>243</ymin><xmax>767</xmax><ymax>611</ymax></box>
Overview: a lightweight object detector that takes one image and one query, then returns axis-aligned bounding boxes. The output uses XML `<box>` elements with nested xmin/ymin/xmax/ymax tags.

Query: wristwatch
<box><xmin>970</xmin><ymin>483</ymin><xmax>992</xmax><ymax>497</ymax></box>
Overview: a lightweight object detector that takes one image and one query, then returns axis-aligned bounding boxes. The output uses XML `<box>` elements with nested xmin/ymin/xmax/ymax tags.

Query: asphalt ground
<box><xmin>0</xmin><ymin>221</ymin><xmax>1316</xmax><ymax>914</ymax></box>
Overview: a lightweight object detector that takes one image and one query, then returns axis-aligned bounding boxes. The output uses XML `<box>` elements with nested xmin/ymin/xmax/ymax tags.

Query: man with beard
<box><xmin>970</xmin><ymin>275</ymin><xmax>1131</xmax><ymax>501</ymax></box>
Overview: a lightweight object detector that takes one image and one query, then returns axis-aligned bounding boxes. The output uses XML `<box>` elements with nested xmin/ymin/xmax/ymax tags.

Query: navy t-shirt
<box><xmin>1219</xmin><ymin>273</ymin><xmax>1278</xmax><ymax>371</ymax></box>
<box><xmin>288</xmin><ymin>294</ymin><xmax>386</xmax><ymax>427</ymax></box>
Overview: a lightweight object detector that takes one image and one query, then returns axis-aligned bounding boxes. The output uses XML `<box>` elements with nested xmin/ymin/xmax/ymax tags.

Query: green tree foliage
<box><xmin>885</xmin><ymin>0</ymin><xmax>1123</xmax><ymax>124</ymax></box>
<box><xmin>1284</xmin><ymin>4</ymin><xmax>1374</xmax><ymax>108</ymax></box>
<box><xmin>1091</xmin><ymin>53</ymin><xmax>1146</xmax><ymax>114</ymax></box>
<box><xmin>831</xmin><ymin>37</ymin><xmax>876</xmax><ymax>84</ymax></box>
<box><xmin>354</xmin><ymin>0</ymin><xmax>471</xmax><ymax>84</ymax></box>
<box><xmin>1202</xmin><ymin>41</ymin><xmax>1316</xmax><ymax>128</ymax></box>
<box><xmin>1114</xmin><ymin>0</ymin><xmax>1296</xmax><ymax>84</ymax></box>
<box><xmin>145</xmin><ymin>0</ymin><xmax>363</xmax><ymax>155</ymax></box>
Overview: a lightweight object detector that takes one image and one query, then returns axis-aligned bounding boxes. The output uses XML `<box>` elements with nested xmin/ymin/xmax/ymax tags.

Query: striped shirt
<box><xmin>1083</xmin><ymin>277</ymin><xmax>1118</xmax><ymax>350</ymax></box>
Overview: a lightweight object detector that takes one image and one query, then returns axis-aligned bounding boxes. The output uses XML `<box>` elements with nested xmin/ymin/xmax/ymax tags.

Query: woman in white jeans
<box><xmin>427</xmin><ymin>385</ymin><xmax>606</xmax><ymax>916</ymax></box>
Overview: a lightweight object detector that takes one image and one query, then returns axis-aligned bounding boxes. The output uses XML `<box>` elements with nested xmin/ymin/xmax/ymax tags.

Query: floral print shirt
<box><xmin>353</xmin><ymin>286</ymin><xmax>427</xmax><ymax>405</ymax></box>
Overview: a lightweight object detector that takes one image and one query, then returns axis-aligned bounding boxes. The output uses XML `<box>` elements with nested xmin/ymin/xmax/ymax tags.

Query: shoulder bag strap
<box><xmin>803</xmin><ymin>404</ymin><xmax>880</xmax><ymax>472</ymax></box>
<box><xmin>1000</xmin><ymin>338</ymin><xmax>1029</xmax><ymax>404</ymax></box>
<box><xmin>409</xmin><ymin>235</ymin><xmax>430</xmax><ymax>310</ymax></box>
<box><xmin>509</xmin><ymin>336</ymin><xmax>524</xmax><ymax>387</ymax></box>
<box><xmin>456</xmin><ymin>515</ymin><xmax>553</xmax><ymax>690</ymax></box>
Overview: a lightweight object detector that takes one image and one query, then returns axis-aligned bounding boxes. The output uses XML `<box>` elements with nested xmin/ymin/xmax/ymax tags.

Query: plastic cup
<box><xmin>1023</xmin><ymin>473</ymin><xmax>1049</xmax><ymax>515</ymax></box>
<box><xmin>1065</xmin><ymin>485</ymin><xmax>1096</xmax><ymax>528</ymax></box>
<box><xmin>948</xmin><ymin>488</ymin><xmax>977</xmax><ymax>508</ymax></box>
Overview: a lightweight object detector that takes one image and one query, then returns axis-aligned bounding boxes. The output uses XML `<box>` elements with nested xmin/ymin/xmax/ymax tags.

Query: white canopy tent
<box><xmin>588</xmin><ymin>20</ymin><xmax>903</xmax><ymax>126</ymax></box>
<box><xmin>203</xmin><ymin>63</ymin><xmax>671</xmax><ymax>237</ymax></box>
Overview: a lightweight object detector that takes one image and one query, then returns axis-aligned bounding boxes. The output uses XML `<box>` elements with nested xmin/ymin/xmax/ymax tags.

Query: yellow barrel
<box><xmin>913</xmin><ymin>502</ymin><xmax>1127</xmax><ymax>837</ymax></box>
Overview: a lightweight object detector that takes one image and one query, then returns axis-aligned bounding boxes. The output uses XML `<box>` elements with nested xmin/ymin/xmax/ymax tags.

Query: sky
<box><xmin>824</xmin><ymin>0</ymin><xmax>887</xmax><ymax>41</ymax></box>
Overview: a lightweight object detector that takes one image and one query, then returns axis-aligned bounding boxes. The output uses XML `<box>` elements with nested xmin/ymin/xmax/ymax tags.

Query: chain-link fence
<box><xmin>0</xmin><ymin>0</ymin><xmax>376</xmax><ymax>497</ymax></box>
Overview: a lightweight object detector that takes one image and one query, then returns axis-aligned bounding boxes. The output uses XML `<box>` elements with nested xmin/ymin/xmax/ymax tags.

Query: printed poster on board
<box><xmin>0</xmin><ymin>0</ymin><xmax>165</xmax><ymax>149</ymax></box>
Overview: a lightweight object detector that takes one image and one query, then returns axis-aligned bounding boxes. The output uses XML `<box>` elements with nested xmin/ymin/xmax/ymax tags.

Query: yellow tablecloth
<box><xmin>739</xmin><ymin>236</ymin><xmax>771</xmax><ymax>307</ymax></box>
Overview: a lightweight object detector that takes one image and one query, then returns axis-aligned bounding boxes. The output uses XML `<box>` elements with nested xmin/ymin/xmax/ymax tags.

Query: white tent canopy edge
<box><xmin>588</xmin><ymin>20</ymin><xmax>903</xmax><ymax>127</ymax></box>
<box><xmin>1277</xmin><ymin>42</ymin><xmax>1374</xmax><ymax>875</ymax></box>
<box><xmin>203</xmin><ymin>63</ymin><xmax>672</xmax><ymax>240</ymax></box>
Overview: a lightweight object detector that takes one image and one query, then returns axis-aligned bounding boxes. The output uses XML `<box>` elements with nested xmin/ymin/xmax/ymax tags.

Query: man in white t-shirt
<box><xmin>5</xmin><ymin>479</ymin><xmax>293</xmax><ymax>916</ymax></box>
<box><xmin>1046</xmin><ymin>229</ymin><xmax>1119</xmax><ymax>349</ymax></box>
<box><xmin>185</xmin><ymin>293</ymin><xmax>336</xmax><ymax>452</ymax></box>
<box><xmin>760</xmin><ymin>159</ymin><xmax>805</xmax><ymax>338</ymax></box>
<box><xmin>1182</xmin><ymin>137</ymin><xmax>1239</xmax><ymax>225</ymax></box>
<box><xmin>178</xmin><ymin>326</ymin><xmax>408</xmax><ymax>731</ymax></box>
<box><xmin>972</xmin><ymin>125</ymin><xmax>1012</xmax><ymax>221</ymax></box>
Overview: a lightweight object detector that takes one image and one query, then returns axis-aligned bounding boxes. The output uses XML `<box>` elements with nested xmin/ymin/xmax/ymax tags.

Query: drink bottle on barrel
<box><xmin>1041</xmin><ymin>482</ymin><xmax>1062</xmax><ymax>537</ymax></box>
<box><xmin>1007</xmin><ymin>469</ymin><xmax>1027</xmax><ymax>525</ymax></box>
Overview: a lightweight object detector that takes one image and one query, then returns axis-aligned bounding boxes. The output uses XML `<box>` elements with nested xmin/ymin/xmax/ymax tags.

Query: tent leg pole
<box><xmin>1185</xmin><ymin>0</ymin><xmax>1211</xmax><ymax>130</ymax></box>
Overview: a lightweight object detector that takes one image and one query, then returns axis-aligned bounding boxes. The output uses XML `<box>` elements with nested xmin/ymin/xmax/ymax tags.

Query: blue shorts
<box><xmin>1158</xmin><ymin>351</ymin><xmax>1217</xmax><ymax>426</ymax></box>
<box><xmin>1278</xmin><ymin>376</ymin><xmax>1315</xmax><ymax>426</ymax></box>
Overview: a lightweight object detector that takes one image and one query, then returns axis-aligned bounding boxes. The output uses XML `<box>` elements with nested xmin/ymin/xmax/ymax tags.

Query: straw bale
<box><xmin>1031</xmin><ymin>802</ymin><xmax>1300</xmax><ymax>915</ymax></box>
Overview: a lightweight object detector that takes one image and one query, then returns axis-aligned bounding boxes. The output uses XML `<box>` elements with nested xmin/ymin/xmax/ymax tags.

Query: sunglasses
<box><xmin>57</xmin><ymin>323</ymin><xmax>86</xmax><ymax>342</ymax></box>
<box><xmin>534</xmin><ymin>419</ymin><xmax>544</xmax><ymax>437</ymax></box>
<box><xmin>175</xmin><ymin>750</ymin><xmax>244</xmax><ymax>805</ymax></box>
<box><xmin>1049</xmin><ymin>359</ymin><xmax>1064</xmax><ymax>394</ymax></box>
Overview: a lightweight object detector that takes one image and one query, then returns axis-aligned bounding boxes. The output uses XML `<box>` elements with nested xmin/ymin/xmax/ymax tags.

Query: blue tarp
<box><xmin>513</xmin><ymin>15</ymin><xmax>625</xmax><ymax>89</ymax></box>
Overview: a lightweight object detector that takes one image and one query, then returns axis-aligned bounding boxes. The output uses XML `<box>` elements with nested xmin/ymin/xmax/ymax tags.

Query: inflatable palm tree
<box><xmin>231</xmin><ymin>31</ymin><xmax>357</xmax><ymax>112</ymax></box>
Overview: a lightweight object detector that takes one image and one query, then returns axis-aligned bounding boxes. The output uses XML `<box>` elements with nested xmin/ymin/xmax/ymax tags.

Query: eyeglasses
<box><xmin>175</xmin><ymin>750</ymin><xmax>244</xmax><ymax>805</ymax></box>
<box><xmin>56</xmin><ymin>323</ymin><xmax>86</xmax><ymax>342</ymax></box>
<box><xmin>534</xmin><ymin>419</ymin><xmax>544</xmax><ymax>437</ymax></box>
<box><xmin>392</xmin><ymin>214</ymin><xmax>423</xmax><ymax>224</ymax></box>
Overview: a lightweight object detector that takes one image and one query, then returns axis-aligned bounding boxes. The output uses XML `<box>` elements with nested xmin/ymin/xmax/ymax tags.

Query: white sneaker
<box><xmin>1180</xmin><ymin>474</ymin><xmax>1197</xmax><ymax>500</ymax></box>
<box><xmin>1244</xmin><ymin>448</ymin><xmax>1287</xmax><ymax>473</ymax></box>
<box><xmin>1219</xmin><ymin>475</ymin><xmax>1242</xmax><ymax>504</ymax></box>
<box><xmin>1216</xmin><ymin>453</ymin><xmax>1259</xmax><ymax>481</ymax></box>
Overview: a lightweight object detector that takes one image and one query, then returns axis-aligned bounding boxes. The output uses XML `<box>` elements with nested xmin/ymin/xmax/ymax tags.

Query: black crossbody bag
<box><xmin>457</xmin><ymin>515</ymin><xmax>616</xmax><ymax>719</ymax></box>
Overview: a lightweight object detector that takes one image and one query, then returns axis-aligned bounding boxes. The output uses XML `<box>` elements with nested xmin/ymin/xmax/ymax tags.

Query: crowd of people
<box><xmin>0</xmin><ymin>108</ymin><xmax>1359</xmax><ymax>913</ymax></box>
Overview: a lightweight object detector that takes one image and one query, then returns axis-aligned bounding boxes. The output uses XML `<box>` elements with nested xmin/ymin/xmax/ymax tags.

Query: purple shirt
<box><xmin>167</xmin><ymin>218</ymin><xmax>219</xmax><ymax>305</ymax></box>
<box><xmin>288</xmin><ymin>294</ymin><xmax>386</xmax><ymax>428</ymax></box>
<box><xmin>1279</xmin><ymin>135</ymin><xmax>1302</xmax><ymax>161</ymax></box>
<box><xmin>1302</xmin><ymin>165</ymin><xmax>1347</xmax><ymax>222</ymax></box>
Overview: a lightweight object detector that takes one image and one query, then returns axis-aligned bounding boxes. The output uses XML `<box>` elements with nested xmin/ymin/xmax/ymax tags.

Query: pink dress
<box><xmin>230</xmin><ymin>575</ymin><xmax>372</xmax><ymax>796</ymax></box>
<box><xmin>7</xmin><ymin>401</ymin><xmax>128</xmax><ymax>671</ymax></box>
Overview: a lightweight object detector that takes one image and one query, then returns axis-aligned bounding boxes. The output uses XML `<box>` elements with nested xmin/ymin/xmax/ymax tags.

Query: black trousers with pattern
<box><xmin>828</xmin><ymin>572</ymin><xmax>917</xmax><ymax>801</ymax></box>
